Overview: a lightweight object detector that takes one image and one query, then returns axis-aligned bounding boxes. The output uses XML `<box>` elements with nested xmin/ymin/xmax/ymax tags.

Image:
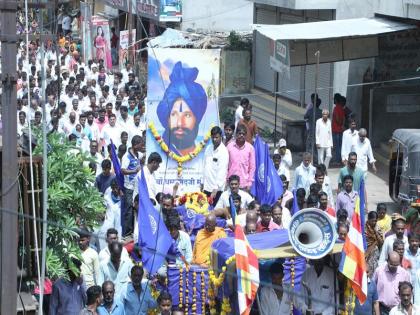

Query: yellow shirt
<box><xmin>377</xmin><ymin>214</ymin><xmax>392</xmax><ymax>234</ymax></box>
<box><xmin>192</xmin><ymin>227</ymin><xmax>226</xmax><ymax>266</ymax></box>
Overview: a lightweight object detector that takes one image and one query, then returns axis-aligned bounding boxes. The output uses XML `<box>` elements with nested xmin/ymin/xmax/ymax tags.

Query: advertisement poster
<box><xmin>119</xmin><ymin>29</ymin><xmax>136</xmax><ymax>69</ymax></box>
<box><xmin>91</xmin><ymin>16</ymin><xmax>112</xmax><ymax>69</ymax></box>
<box><xmin>160</xmin><ymin>0</ymin><xmax>182</xmax><ymax>22</ymax></box>
<box><xmin>80</xmin><ymin>2</ymin><xmax>92</xmax><ymax>63</ymax></box>
<box><xmin>146</xmin><ymin>48</ymin><xmax>221</xmax><ymax>192</ymax></box>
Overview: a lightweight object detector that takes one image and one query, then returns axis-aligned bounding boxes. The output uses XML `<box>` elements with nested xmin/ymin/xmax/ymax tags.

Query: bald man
<box><xmin>192</xmin><ymin>214</ymin><xmax>226</xmax><ymax>266</ymax></box>
<box><xmin>350</xmin><ymin>128</ymin><xmax>376</xmax><ymax>176</ymax></box>
<box><xmin>373</xmin><ymin>251</ymin><xmax>411</xmax><ymax>313</ymax></box>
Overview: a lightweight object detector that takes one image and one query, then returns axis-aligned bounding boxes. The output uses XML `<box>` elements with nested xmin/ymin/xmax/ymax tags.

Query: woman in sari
<box><xmin>365</xmin><ymin>211</ymin><xmax>384</xmax><ymax>272</ymax></box>
<box><xmin>94</xmin><ymin>26</ymin><xmax>106</xmax><ymax>62</ymax></box>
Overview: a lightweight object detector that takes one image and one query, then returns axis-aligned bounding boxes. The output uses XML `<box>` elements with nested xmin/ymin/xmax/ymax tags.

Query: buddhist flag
<box><xmin>234</xmin><ymin>224</ymin><xmax>259</xmax><ymax>315</ymax></box>
<box><xmin>338</xmin><ymin>193</ymin><xmax>368</xmax><ymax>304</ymax></box>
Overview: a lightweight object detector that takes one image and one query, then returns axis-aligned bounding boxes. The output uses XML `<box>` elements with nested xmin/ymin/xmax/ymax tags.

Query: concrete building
<box><xmin>250</xmin><ymin>0</ymin><xmax>420</xmax><ymax>148</ymax></box>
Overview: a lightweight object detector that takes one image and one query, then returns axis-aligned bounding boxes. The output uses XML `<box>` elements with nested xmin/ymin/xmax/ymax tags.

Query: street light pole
<box><xmin>311</xmin><ymin>51</ymin><xmax>320</xmax><ymax>160</ymax></box>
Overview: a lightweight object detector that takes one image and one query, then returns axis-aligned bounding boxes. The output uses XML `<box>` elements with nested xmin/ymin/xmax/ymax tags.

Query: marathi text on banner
<box><xmin>146</xmin><ymin>48</ymin><xmax>221</xmax><ymax>193</ymax></box>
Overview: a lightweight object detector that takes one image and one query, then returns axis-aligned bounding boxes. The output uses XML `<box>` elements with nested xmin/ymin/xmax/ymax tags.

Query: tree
<box><xmin>36</xmin><ymin>133</ymin><xmax>105</xmax><ymax>279</ymax></box>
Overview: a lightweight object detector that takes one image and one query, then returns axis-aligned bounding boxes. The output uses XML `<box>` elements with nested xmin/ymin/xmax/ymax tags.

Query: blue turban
<box><xmin>157</xmin><ymin>61</ymin><xmax>208</xmax><ymax>129</ymax></box>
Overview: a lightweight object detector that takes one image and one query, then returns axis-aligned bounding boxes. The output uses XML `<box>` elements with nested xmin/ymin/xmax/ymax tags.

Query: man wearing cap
<box><xmin>379</xmin><ymin>216</ymin><xmax>408</xmax><ymax>265</ymax></box>
<box><xmin>274</xmin><ymin>138</ymin><xmax>292</xmax><ymax>181</ymax></box>
<box><xmin>156</xmin><ymin>62</ymin><xmax>208</xmax><ymax>156</ymax></box>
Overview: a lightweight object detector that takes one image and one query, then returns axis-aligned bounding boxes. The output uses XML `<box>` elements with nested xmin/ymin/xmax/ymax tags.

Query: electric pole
<box><xmin>0</xmin><ymin>1</ymin><xmax>18</xmax><ymax>314</ymax></box>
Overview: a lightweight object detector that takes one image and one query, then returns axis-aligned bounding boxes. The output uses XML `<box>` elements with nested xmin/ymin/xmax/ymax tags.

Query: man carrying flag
<box><xmin>137</xmin><ymin>168</ymin><xmax>173</xmax><ymax>275</ymax></box>
<box><xmin>234</xmin><ymin>221</ymin><xmax>259</xmax><ymax>314</ymax></box>
<box><xmin>339</xmin><ymin>180</ymin><xmax>368</xmax><ymax>313</ymax></box>
<box><xmin>251</xmin><ymin>135</ymin><xmax>283</xmax><ymax>205</ymax></box>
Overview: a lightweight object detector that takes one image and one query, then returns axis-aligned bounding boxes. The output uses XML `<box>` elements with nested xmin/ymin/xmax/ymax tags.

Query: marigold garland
<box><xmin>149</xmin><ymin>121</ymin><xmax>212</xmax><ymax>177</ymax></box>
<box><xmin>192</xmin><ymin>272</ymin><xmax>197</xmax><ymax>315</ymax></box>
<box><xmin>179</xmin><ymin>267</ymin><xmax>184</xmax><ymax>309</ymax></box>
<box><xmin>201</xmin><ymin>271</ymin><xmax>206</xmax><ymax>314</ymax></box>
<box><xmin>178</xmin><ymin>192</ymin><xmax>210</xmax><ymax>215</ymax></box>
<box><xmin>185</xmin><ymin>268</ymin><xmax>189</xmax><ymax>315</ymax></box>
<box><xmin>344</xmin><ymin>280</ymin><xmax>356</xmax><ymax>314</ymax></box>
<box><xmin>290</xmin><ymin>258</ymin><xmax>295</xmax><ymax>313</ymax></box>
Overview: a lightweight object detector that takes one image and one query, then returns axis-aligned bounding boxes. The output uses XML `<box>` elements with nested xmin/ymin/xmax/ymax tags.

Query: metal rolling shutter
<box><xmin>254</xmin><ymin>6</ymin><xmax>277</xmax><ymax>91</ymax></box>
<box><xmin>304</xmin><ymin>63</ymin><xmax>333</xmax><ymax>109</ymax></box>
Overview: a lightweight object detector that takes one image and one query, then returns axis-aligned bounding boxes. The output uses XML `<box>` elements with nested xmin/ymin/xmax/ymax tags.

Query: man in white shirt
<box><xmin>62</xmin><ymin>112</ymin><xmax>78</xmax><ymax>136</ymax></box>
<box><xmin>350</xmin><ymin>128</ymin><xmax>376</xmax><ymax>177</ymax></box>
<box><xmin>315</xmin><ymin>109</ymin><xmax>333</xmax><ymax>169</ymax></box>
<box><xmin>202</xmin><ymin>126</ymin><xmax>229</xmax><ymax>206</ymax></box>
<box><xmin>101</xmin><ymin>114</ymin><xmax>122</xmax><ymax>147</ymax></box>
<box><xmin>299</xmin><ymin>258</ymin><xmax>337</xmax><ymax>315</ymax></box>
<box><xmin>273</xmin><ymin>138</ymin><xmax>292</xmax><ymax>181</ymax></box>
<box><xmin>341</xmin><ymin>118</ymin><xmax>358</xmax><ymax>164</ymax></box>
<box><xmin>62</xmin><ymin>14</ymin><xmax>72</xmax><ymax>35</ymax></box>
<box><xmin>215</xmin><ymin>174</ymin><xmax>254</xmax><ymax>210</ymax></box>
<box><xmin>128</xmin><ymin>112</ymin><xmax>146</xmax><ymax>144</ymax></box>
<box><xmin>260</xmin><ymin>262</ymin><xmax>286</xmax><ymax>315</ymax></box>
<box><xmin>379</xmin><ymin>216</ymin><xmax>408</xmax><ymax>265</ymax></box>
<box><xmin>235</xmin><ymin>98</ymin><xmax>249</xmax><ymax>128</ymax></box>
<box><xmin>98</xmin><ymin>228</ymin><xmax>130</xmax><ymax>264</ymax></box>
<box><xmin>78</xmin><ymin>229</ymin><xmax>100</xmax><ymax>288</ymax></box>
<box><xmin>133</xmin><ymin>152</ymin><xmax>163</xmax><ymax>203</ymax></box>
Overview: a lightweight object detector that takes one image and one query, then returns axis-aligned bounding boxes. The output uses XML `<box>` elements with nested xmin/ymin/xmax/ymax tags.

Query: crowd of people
<box><xmin>13</xmin><ymin>12</ymin><xmax>420</xmax><ymax>315</ymax></box>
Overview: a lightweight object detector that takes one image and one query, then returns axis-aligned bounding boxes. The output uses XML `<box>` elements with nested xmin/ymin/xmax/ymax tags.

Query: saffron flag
<box><xmin>250</xmin><ymin>135</ymin><xmax>283</xmax><ymax>205</ymax></box>
<box><xmin>234</xmin><ymin>224</ymin><xmax>259</xmax><ymax>315</ymax></box>
<box><xmin>338</xmin><ymin>192</ymin><xmax>368</xmax><ymax>304</ymax></box>
<box><xmin>138</xmin><ymin>168</ymin><xmax>173</xmax><ymax>275</ymax></box>
<box><xmin>109</xmin><ymin>140</ymin><xmax>125</xmax><ymax>191</ymax></box>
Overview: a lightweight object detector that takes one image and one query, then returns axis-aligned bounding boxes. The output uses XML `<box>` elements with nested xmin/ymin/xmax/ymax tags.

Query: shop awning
<box><xmin>252</xmin><ymin>17</ymin><xmax>417</xmax><ymax>65</ymax></box>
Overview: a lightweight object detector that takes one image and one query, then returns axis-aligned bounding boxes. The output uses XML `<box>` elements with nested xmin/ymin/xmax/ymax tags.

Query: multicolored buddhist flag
<box><xmin>338</xmin><ymin>190</ymin><xmax>368</xmax><ymax>304</ymax></box>
<box><xmin>234</xmin><ymin>224</ymin><xmax>259</xmax><ymax>315</ymax></box>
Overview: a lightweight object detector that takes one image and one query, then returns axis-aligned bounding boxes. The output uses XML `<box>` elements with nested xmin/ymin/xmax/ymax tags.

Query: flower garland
<box><xmin>185</xmin><ymin>268</ymin><xmax>189</xmax><ymax>315</ymax></box>
<box><xmin>290</xmin><ymin>258</ymin><xmax>295</xmax><ymax>313</ymax></box>
<box><xmin>192</xmin><ymin>272</ymin><xmax>197</xmax><ymax>315</ymax></box>
<box><xmin>201</xmin><ymin>271</ymin><xmax>206</xmax><ymax>315</ymax></box>
<box><xmin>344</xmin><ymin>280</ymin><xmax>356</xmax><ymax>314</ymax></box>
<box><xmin>149</xmin><ymin>121</ymin><xmax>212</xmax><ymax>177</ymax></box>
<box><xmin>178</xmin><ymin>192</ymin><xmax>210</xmax><ymax>215</ymax></box>
<box><xmin>179</xmin><ymin>267</ymin><xmax>184</xmax><ymax>309</ymax></box>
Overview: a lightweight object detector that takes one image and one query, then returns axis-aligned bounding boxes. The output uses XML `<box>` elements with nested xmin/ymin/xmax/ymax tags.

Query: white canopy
<box><xmin>252</xmin><ymin>17</ymin><xmax>416</xmax><ymax>65</ymax></box>
<box><xmin>252</xmin><ymin>17</ymin><xmax>415</xmax><ymax>41</ymax></box>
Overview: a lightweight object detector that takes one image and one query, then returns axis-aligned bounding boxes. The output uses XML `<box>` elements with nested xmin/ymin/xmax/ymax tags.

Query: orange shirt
<box><xmin>192</xmin><ymin>227</ymin><xmax>226</xmax><ymax>266</ymax></box>
<box><xmin>238</xmin><ymin>119</ymin><xmax>258</xmax><ymax>144</ymax></box>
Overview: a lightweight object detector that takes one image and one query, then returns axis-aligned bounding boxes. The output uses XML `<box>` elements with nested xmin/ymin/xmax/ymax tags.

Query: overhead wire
<box><xmin>0</xmin><ymin>204</ymin><xmax>347</xmax><ymax>311</ymax></box>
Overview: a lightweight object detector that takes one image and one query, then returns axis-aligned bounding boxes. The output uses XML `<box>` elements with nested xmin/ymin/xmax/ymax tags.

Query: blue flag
<box><xmin>251</xmin><ymin>136</ymin><xmax>283</xmax><ymax>205</ymax></box>
<box><xmin>137</xmin><ymin>168</ymin><xmax>172</xmax><ymax>274</ymax></box>
<box><xmin>291</xmin><ymin>188</ymin><xmax>299</xmax><ymax>215</ymax></box>
<box><xmin>229</xmin><ymin>195</ymin><xmax>237</xmax><ymax>224</ymax></box>
<box><xmin>109</xmin><ymin>140</ymin><xmax>125</xmax><ymax>191</ymax></box>
<box><xmin>358</xmin><ymin>179</ymin><xmax>367</xmax><ymax>251</ymax></box>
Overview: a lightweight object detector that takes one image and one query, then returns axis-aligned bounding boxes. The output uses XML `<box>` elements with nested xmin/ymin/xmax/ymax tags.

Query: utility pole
<box><xmin>311</xmin><ymin>51</ymin><xmax>320</xmax><ymax>160</ymax></box>
<box><xmin>0</xmin><ymin>1</ymin><xmax>18</xmax><ymax>314</ymax></box>
<box><xmin>128</xmin><ymin>0</ymin><xmax>133</xmax><ymax>64</ymax></box>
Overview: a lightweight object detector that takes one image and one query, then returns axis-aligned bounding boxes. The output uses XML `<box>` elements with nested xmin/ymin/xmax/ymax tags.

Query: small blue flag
<box><xmin>251</xmin><ymin>136</ymin><xmax>283</xmax><ymax>205</ymax></box>
<box><xmin>291</xmin><ymin>189</ymin><xmax>299</xmax><ymax>215</ymax></box>
<box><xmin>229</xmin><ymin>195</ymin><xmax>237</xmax><ymax>224</ymax></box>
<box><xmin>358</xmin><ymin>179</ymin><xmax>367</xmax><ymax>251</ymax></box>
<box><xmin>137</xmin><ymin>168</ymin><xmax>172</xmax><ymax>275</ymax></box>
<box><xmin>109</xmin><ymin>140</ymin><xmax>125</xmax><ymax>191</ymax></box>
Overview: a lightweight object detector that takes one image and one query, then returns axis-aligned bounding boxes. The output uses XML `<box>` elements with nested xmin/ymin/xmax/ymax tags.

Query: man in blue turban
<box><xmin>157</xmin><ymin>61</ymin><xmax>208</xmax><ymax>156</ymax></box>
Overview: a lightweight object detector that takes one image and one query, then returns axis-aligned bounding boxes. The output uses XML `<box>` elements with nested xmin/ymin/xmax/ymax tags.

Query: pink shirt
<box><xmin>256</xmin><ymin>220</ymin><xmax>280</xmax><ymax>233</ymax></box>
<box><xmin>373</xmin><ymin>263</ymin><xmax>411</xmax><ymax>308</ymax></box>
<box><xmin>227</xmin><ymin>141</ymin><xmax>256</xmax><ymax>189</ymax></box>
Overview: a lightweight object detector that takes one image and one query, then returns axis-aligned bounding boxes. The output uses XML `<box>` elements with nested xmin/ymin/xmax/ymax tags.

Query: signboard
<box><xmin>119</xmin><ymin>29</ymin><xmax>136</xmax><ymax>69</ymax></box>
<box><xmin>160</xmin><ymin>0</ymin><xmax>182</xmax><ymax>22</ymax></box>
<box><xmin>136</xmin><ymin>0</ymin><xmax>159</xmax><ymax>20</ymax></box>
<box><xmin>80</xmin><ymin>2</ymin><xmax>92</xmax><ymax>62</ymax></box>
<box><xmin>146</xmin><ymin>48</ymin><xmax>221</xmax><ymax>192</ymax></box>
<box><xmin>270</xmin><ymin>39</ymin><xmax>290</xmax><ymax>78</ymax></box>
<box><xmin>103</xmin><ymin>0</ymin><xmax>129</xmax><ymax>11</ymax></box>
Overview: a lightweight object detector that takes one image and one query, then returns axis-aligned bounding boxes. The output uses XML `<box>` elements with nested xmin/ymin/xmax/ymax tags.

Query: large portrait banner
<box><xmin>91</xmin><ymin>16</ymin><xmax>112</xmax><ymax>70</ymax></box>
<box><xmin>146</xmin><ymin>48</ymin><xmax>221</xmax><ymax>193</ymax></box>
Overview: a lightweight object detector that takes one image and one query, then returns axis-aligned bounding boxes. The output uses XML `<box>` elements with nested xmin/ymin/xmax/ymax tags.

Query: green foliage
<box><xmin>220</xmin><ymin>106</ymin><xmax>234</xmax><ymax>123</ymax></box>
<box><xmin>36</xmin><ymin>133</ymin><xmax>104</xmax><ymax>280</ymax></box>
<box><xmin>226</xmin><ymin>31</ymin><xmax>251</xmax><ymax>51</ymax></box>
<box><xmin>260</xmin><ymin>127</ymin><xmax>282</xmax><ymax>144</ymax></box>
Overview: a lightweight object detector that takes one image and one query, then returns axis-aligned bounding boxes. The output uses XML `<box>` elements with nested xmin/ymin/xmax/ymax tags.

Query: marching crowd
<box><xmin>13</xmin><ymin>19</ymin><xmax>420</xmax><ymax>315</ymax></box>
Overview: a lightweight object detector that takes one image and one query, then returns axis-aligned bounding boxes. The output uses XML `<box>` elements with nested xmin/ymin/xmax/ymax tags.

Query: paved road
<box><xmin>289</xmin><ymin>153</ymin><xmax>398</xmax><ymax>214</ymax></box>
